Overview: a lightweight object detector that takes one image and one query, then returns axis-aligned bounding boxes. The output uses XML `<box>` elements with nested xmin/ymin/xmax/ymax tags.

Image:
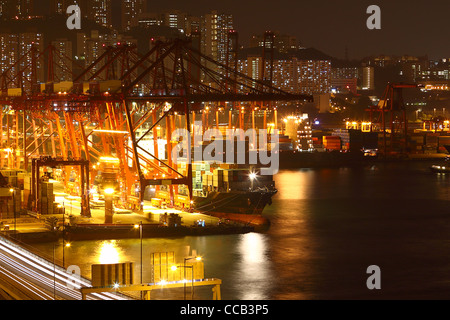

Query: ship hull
<box><xmin>430</xmin><ymin>165</ymin><xmax>450</xmax><ymax>174</ymax></box>
<box><xmin>279</xmin><ymin>150</ymin><xmax>366</xmax><ymax>168</ymax></box>
<box><xmin>193</xmin><ymin>190</ymin><xmax>277</xmax><ymax>226</ymax></box>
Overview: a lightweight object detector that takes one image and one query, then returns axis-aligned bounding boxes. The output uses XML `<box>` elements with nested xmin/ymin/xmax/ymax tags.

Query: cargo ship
<box><xmin>144</xmin><ymin>162</ymin><xmax>277</xmax><ymax>226</ymax></box>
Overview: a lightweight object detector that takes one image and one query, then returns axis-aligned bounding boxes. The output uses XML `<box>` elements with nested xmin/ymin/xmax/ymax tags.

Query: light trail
<box><xmin>0</xmin><ymin>237</ymin><xmax>130</xmax><ymax>300</ymax></box>
<box><xmin>0</xmin><ymin>264</ymin><xmax>54</xmax><ymax>300</ymax></box>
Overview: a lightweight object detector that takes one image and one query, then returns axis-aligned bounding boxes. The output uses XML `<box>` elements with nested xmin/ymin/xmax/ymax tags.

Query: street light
<box><xmin>63</xmin><ymin>242</ymin><xmax>71</xmax><ymax>269</ymax></box>
<box><xmin>249</xmin><ymin>172</ymin><xmax>257</xmax><ymax>191</ymax></box>
<box><xmin>104</xmin><ymin>188</ymin><xmax>115</xmax><ymax>195</ymax></box>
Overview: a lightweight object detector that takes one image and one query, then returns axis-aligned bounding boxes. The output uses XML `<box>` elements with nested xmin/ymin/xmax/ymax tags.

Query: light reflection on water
<box><xmin>235</xmin><ymin>233</ymin><xmax>273</xmax><ymax>300</ymax></box>
<box><xmin>97</xmin><ymin>240</ymin><xmax>123</xmax><ymax>265</ymax></box>
<box><xmin>31</xmin><ymin>162</ymin><xmax>450</xmax><ymax>299</ymax></box>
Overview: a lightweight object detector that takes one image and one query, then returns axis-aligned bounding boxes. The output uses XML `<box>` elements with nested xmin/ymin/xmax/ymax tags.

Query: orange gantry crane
<box><xmin>0</xmin><ymin>37</ymin><xmax>312</xmax><ymax>216</ymax></box>
<box><xmin>367</xmin><ymin>83</ymin><xmax>420</xmax><ymax>157</ymax></box>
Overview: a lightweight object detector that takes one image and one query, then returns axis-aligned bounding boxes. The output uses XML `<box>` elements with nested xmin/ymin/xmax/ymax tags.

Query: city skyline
<box><xmin>0</xmin><ymin>0</ymin><xmax>450</xmax><ymax>305</ymax></box>
<box><xmin>139</xmin><ymin>0</ymin><xmax>450</xmax><ymax>60</ymax></box>
<box><xmin>2</xmin><ymin>0</ymin><xmax>448</xmax><ymax>60</ymax></box>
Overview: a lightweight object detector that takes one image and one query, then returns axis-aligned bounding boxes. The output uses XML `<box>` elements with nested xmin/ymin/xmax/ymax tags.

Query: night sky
<box><xmin>33</xmin><ymin>0</ymin><xmax>450</xmax><ymax>60</ymax></box>
<box><xmin>145</xmin><ymin>0</ymin><xmax>450</xmax><ymax>60</ymax></box>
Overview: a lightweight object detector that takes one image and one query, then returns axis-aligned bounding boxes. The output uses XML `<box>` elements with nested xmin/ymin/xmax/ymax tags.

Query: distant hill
<box><xmin>238</xmin><ymin>46</ymin><xmax>361</xmax><ymax>67</ymax></box>
<box><xmin>0</xmin><ymin>14</ymin><xmax>111</xmax><ymax>42</ymax></box>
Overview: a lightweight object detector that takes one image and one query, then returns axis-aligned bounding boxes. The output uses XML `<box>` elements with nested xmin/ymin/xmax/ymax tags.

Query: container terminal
<box><xmin>0</xmin><ymin>39</ymin><xmax>448</xmax><ymax>242</ymax></box>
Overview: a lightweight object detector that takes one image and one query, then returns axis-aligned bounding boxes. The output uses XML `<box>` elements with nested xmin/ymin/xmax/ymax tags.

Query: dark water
<box><xmin>33</xmin><ymin>161</ymin><xmax>450</xmax><ymax>300</ymax></box>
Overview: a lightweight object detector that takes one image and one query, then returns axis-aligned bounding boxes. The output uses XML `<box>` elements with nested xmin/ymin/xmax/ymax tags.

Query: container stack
<box><xmin>193</xmin><ymin>170</ymin><xmax>202</xmax><ymax>190</ymax></box>
<box><xmin>438</xmin><ymin>136</ymin><xmax>450</xmax><ymax>153</ymax></box>
<box><xmin>0</xmin><ymin>188</ymin><xmax>20</xmax><ymax>218</ymax></box>
<box><xmin>23</xmin><ymin>174</ymin><xmax>31</xmax><ymax>209</ymax></box>
<box><xmin>212</xmin><ymin>169</ymin><xmax>224</xmax><ymax>188</ymax></box>
<box><xmin>226</xmin><ymin>170</ymin><xmax>251</xmax><ymax>191</ymax></box>
<box><xmin>409</xmin><ymin>134</ymin><xmax>425</xmax><ymax>153</ymax></box>
<box><xmin>91</xmin><ymin>262</ymin><xmax>134</xmax><ymax>288</ymax></box>
<box><xmin>223</xmin><ymin>169</ymin><xmax>230</xmax><ymax>190</ymax></box>
<box><xmin>192</xmin><ymin>162</ymin><xmax>211</xmax><ymax>192</ymax></box>
<box><xmin>425</xmin><ymin>133</ymin><xmax>439</xmax><ymax>153</ymax></box>
<box><xmin>332</xmin><ymin>130</ymin><xmax>350</xmax><ymax>151</ymax></box>
<box><xmin>1</xmin><ymin>170</ymin><xmax>19</xmax><ymax>188</ymax></box>
<box><xmin>198</xmin><ymin>168</ymin><xmax>253</xmax><ymax>193</ymax></box>
<box><xmin>323</xmin><ymin>136</ymin><xmax>341</xmax><ymax>151</ymax></box>
<box><xmin>39</xmin><ymin>182</ymin><xmax>55</xmax><ymax>215</ymax></box>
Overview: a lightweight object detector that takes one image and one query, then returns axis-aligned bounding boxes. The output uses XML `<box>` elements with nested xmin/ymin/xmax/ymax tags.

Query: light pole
<box><xmin>63</xmin><ymin>242</ymin><xmax>71</xmax><ymax>269</ymax></box>
<box><xmin>183</xmin><ymin>256</ymin><xmax>202</xmax><ymax>300</ymax></box>
<box><xmin>57</xmin><ymin>202</ymin><xmax>71</xmax><ymax>268</ymax></box>
<box><xmin>104</xmin><ymin>188</ymin><xmax>115</xmax><ymax>224</ymax></box>
<box><xmin>134</xmin><ymin>222</ymin><xmax>143</xmax><ymax>283</ymax></box>
<box><xmin>9</xmin><ymin>188</ymin><xmax>16</xmax><ymax>235</ymax></box>
<box><xmin>170</xmin><ymin>264</ymin><xmax>194</xmax><ymax>300</ymax></box>
<box><xmin>53</xmin><ymin>244</ymin><xmax>56</xmax><ymax>299</ymax></box>
<box><xmin>134</xmin><ymin>222</ymin><xmax>143</xmax><ymax>299</ymax></box>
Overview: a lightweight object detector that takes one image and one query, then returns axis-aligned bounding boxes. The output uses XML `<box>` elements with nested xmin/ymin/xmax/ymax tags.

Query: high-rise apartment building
<box><xmin>201</xmin><ymin>11</ymin><xmax>234</xmax><ymax>66</ymax></box>
<box><xmin>0</xmin><ymin>32</ymin><xmax>44</xmax><ymax>92</ymax></box>
<box><xmin>137</xmin><ymin>13</ymin><xmax>161</xmax><ymax>28</ymax></box>
<box><xmin>0</xmin><ymin>34</ymin><xmax>20</xmax><ymax>78</ymax></box>
<box><xmin>238</xmin><ymin>48</ymin><xmax>331</xmax><ymax>95</ymax></box>
<box><xmin>137</xmin><ymin>10</ymin><xmax>197</xmax><ymax>35</ymax></box>
<box><xmin>51</xmin><ymin>38</ymin><xmax>73</xmax><ymax>82</ymax></box>
<box><xmin>362</xmin><ymin>66</ymin><xmax>375</xmax><ymax>91</ymax></box>
<box><xmin>50</xmin><ymin>0</ymin><xmax>112</xmax><ymax>28</ymax></box>
<box><xmin>185</xmin><ymin>15</ymin><xmax>201</xmax><ymax>35</ymax></box>
<box><xmin>91</xmin><ymin>0</ymin><xmax>112</xmax><ymax>28</ymax></box>
<box><xmin>296</xmin><ymin>59</ymin><xmax>331</xmax><ymax>95</ymax></box>
<box><xmin>250</xmin><ymin>32</ymin><xmax>301</xmax><ymax>53</ymax></box>
<box><xmin>160</xmin><ymin>10</ymin><xmax>187</xmax><ymax>32</ymax></box>
<box><xmin>84</xmin><ymin>31</ymin><xmax>137</xmax><ymax>80</ymax></box>
<box><xmin>0</xmin><ymin>0</ymin><xmax>34</xmax><ymax>18</ymax></box>
<box><xmin>121</xmin><ymin>0</ymin><xmax>146</xmax><ymax>31</ymax></box>
<box><xmin>51</xmin><ymin>0</ymin><xmax>84</xmax><ymax>14</ymax></box>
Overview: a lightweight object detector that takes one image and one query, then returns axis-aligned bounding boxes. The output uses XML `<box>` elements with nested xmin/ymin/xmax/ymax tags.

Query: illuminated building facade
<box><xmin>87</xmin><ymin>0</ymin><xmax>112</xmax><ymax>29</ymax></box>
<box><xmin>201</xmin><ymin>11</ymin><xmax>234</xmax><ymax>66</ymax></box>
<box><xmin>250</xmin><ymin>32</ymin><xmax>301</xmax><ymax>53</ymax></box>
<box><xmin>362</xmin><ymin>66</ymin><xmax>374</xmax><ymax>91</ymax></box>
<box><xmin>121</xmin><ymin>0</ymin><xmax>146</xmax><ymax>32</ymax></box>
<box><xmin>51</xmin><ymin>38</ymin><xmax>73</xmax><ymax>82</ymax></box>
<box><xmin>238</xmin><ymin>48</ymin><xmax>331</xmax><ymax>95</ymax></box>
<box><xmin>0</xmin><ymin>32</ymin><xmax>44</xmax><ymax>91</ymax></box>
<box><xmin>0</xmin><ymin>0</ymin><xmax>34</xmax><ymax>18</ymax></box>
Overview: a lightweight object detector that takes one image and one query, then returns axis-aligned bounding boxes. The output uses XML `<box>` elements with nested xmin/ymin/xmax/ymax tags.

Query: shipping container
<box><xmin>91</xmin><ymin>262</ymin><xmax>134</xmax><ymax>288</ymax></box>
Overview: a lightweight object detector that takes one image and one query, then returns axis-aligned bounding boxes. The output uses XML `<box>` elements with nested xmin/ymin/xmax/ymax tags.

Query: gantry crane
<box><xmin>0</xmin><ymin>37</ymin><xmax>312</xmax><ymax>216</ymax></box>
<box><xmin>367</xmin><ymin>83</ymin><xmax>420</xmax><ymax>157</ymax></box>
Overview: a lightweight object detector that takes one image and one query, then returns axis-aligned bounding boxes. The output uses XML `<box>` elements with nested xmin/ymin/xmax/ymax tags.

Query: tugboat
<box><xmin>430</xmin><ymin>145</ymin><xmax>450</xmax><ymax>173</ymax></box>
<box><xmin>430</xmin><ymin>156</ymin><xmax>450</xmax><ymax>174</ymax></box>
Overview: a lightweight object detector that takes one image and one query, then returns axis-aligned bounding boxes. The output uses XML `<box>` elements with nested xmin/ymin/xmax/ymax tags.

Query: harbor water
<box><xmin>32</xmin><ymin>161</ymin><xmax>450</xmax><ymax>299</ymax></box>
